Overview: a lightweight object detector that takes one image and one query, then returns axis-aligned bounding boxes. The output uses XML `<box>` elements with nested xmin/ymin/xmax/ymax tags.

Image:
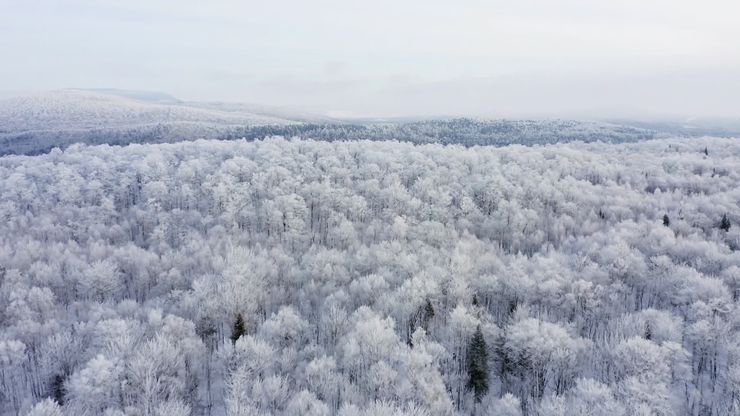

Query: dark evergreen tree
<box><xmin>51</xmin><ymin>374</ymin><xmax>65</xmax><ymax>405</ymax></box>
<box><xmin>662</xmin><ymin>214</ymin><xmax>670</xmax><ymax>227</ymax></box>
<box><xmin>466</xmin><ymin>325</ymin><xmax>489</xmax><ymax>402</ymax></box>
<box><xmin>644</xmin><ymin>322</ymin><xmax>653</xmax><ymax>340</ymax></box>
<box><xmin>704</xmin><ymin>147</ymin><xmax>709</xmax><ymax>156</ymax></box>
<box><xmin>230</xmin><ymin>313</ymin><xmax>246</xmax><ymax>344</ymax></box>
<box><xmin>720</xmin><ymin>213</ymin><xmax>731</xmax><ymax>232</ymax></box>
<box><xmin>423</xmin><ymin>299</ymin><xmax>435</xmax><ymax>330</ymax></box>
<box><xmin>424</xmin><ymin>299</ymin><xmax>435</xmax><ymax>320</ymax></box>
<box><xmin>407</xmin><ymin>320</ymin><xmax>416</xmax><ymax>347</ymax></box>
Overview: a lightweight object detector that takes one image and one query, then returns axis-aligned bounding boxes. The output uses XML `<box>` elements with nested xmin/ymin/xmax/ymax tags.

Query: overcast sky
<box><xmin>2</xmin><ymin>0</ymin><xmax>739</xmax><ymax>118</ymax></box>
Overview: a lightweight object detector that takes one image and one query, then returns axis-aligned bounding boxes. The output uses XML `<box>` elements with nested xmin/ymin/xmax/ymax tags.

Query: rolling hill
<box><xmin>0</xmin><ymin>89</ymin><xmax>692</xmax><ymax>155</ymax></box>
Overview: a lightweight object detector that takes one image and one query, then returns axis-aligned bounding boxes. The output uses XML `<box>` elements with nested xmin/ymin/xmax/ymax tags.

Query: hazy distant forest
<box><xmin>5</xmin><ymin>89</ymin><xmax>737</xmax><ymax>159</ymax></box>
<box><xmin>0</xmin><ymin>117</ymin><xmax>660</xmax><ymax>156</ymax></box>
<box><xmin>1</xmin><ymin>136</ymin><xmax>738</xmax><ymax>416</ymax></box>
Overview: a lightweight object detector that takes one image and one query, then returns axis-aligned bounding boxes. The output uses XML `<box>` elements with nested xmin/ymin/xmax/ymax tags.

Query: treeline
<box><xmin>0</xmin><ymin>137</ymin><xmax>738</xmax><ymax>415</ymax></box>
<box><xmin>222</xmin><ymin>119</ymin><xmax>659</xmax><ymax>146</ymax></box>
<box><xmin>0</xmin><ymin>118</ymin><xmax>660</xmax><ymax>156</ymax></box>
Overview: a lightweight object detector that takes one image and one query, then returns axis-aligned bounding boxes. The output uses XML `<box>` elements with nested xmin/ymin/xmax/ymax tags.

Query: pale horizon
<box><xmin>3</xmin><ymin>0</ymin><xmax>740</xmax><ymax>119</ymax></box>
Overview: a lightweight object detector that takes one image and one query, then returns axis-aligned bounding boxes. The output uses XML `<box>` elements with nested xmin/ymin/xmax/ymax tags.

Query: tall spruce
<box><xmin>720</xmin><ymin>213</ymin><xmax>731</xmax><ymax>232</ymax></box>
<box><xmin>466</xmin><ymin>325</ymin><xmax>489</xmax><ymax>402</ymax></box>
<box><xmin>662</xmin><ymin>214</ymin><xmax>670</xmax><ymax>227</ymax></box>
<box><xmin>231</xmin><ymin>313</ymin><xmax>246</xmax><ymax>344</ymax></box>
<box><xmin>423</xmin><ymin>299</ymin><xmax>435</xmax><ymax>330</ymax></box>
<box><xmin>51</xmin><ymin>374</ymin><xmax>65</xmax><ymax>405</ymax></box>
<box><xmin>644</xmin><ymin>322</ymin><xmax>653</xmax><ymax>340</ymax></box>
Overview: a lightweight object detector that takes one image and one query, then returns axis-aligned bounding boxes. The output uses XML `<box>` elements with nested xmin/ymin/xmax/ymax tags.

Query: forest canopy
<box><xmin>0</xmin><ymin>137</ymin><xmax>738</xmax><ymax>416</ymax></box>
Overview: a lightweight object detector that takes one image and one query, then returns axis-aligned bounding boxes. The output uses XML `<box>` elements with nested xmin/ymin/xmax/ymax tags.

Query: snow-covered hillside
<box><xmin>340</xmin><ymin>118</ymin><xmax>663</xmax><ymax>146</ymax></box>
<box><xmin>0</xmin><ymin>90</ymin><xmax>304</xmax><ymax>154</ymax></box>
<box><xmin>0</xmin><ymin>89</ymin><xmax>299</xmax><ymax>132</ymax></box>
<box><xmin>0</xmin><ymin>90</ymin><xmax>671</xmax><ymax>156</ymax></box>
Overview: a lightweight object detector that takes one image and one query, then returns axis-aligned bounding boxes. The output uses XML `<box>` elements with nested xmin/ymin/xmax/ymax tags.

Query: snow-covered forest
<box><xmin>1</xmin><ymin>137</ymin><xmax>739</xmax><ymax>416</ymax></box>
<box><xmin>0</xmin><ymin>90</ymin><xmax>665</xmax><ymax>156</ymax></box>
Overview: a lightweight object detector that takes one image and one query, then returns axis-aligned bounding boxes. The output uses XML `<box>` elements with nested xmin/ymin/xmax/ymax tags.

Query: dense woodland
<box><xmin>0</xmin><ymin>90</ymin><xmax>665</xmax><ymax>156</ymax></box>
<box><xmin>1</xmin><ymin>116</ymin><xmax>661</xmax><ymax>156</ymax></box>
<box><xmin>0</xmin><ymin>137</ymin><xmax>739</xmax><ymax>416</ymax></box>
<box><xmin>220</xmin><ymin>119</ymin><xmax>660</xmax><ymax>147</ymax></box>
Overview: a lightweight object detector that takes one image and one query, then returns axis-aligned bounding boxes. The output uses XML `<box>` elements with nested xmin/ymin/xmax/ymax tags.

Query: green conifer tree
<box><xmin>423</xmin><ymin>299</ymin><xmax>435</xmax><ymax>329</ymax></box>
<box><xmin>231</xmin><ymin>313</ymin><xmax>246</xmax><ymax>344</ymax></box>
<box><xmin>467</xmin><ymin>325</ymin><xmax>489</xmax><ymax>402</ymax></box>
<box><xmin>720</xmin><ymin>213</ymin><xmax>731</xmax><ymax>232</ymax></box>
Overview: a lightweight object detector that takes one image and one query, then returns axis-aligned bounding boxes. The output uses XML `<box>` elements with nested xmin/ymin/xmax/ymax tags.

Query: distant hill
<box><xmin>332</xmin><ymin>118</ymin><xmax>663</xmax><ymax>146</ymax></box>
<box><xmin>81</xmin><ymin>88</ymin><xmax>183</xmax><ymax>104</ymax></box>
<box><xmin>609</xmin><ymin>118</ymin><xmax>740</xmax><ymax>138</ymax></box>
<box><xmin>198</xmin><ymin>118</ymin><xmax>662</xmax><ymax>147</ymax></box>
<box><xmin>0</xmin><ymin>89</ymin><xmax>303</xmax><ymax>154</ymax></box>
<box><xmin>0</xmin><ymin>89</ymin><xmax>707</xmax><ymax>155</ymax></box>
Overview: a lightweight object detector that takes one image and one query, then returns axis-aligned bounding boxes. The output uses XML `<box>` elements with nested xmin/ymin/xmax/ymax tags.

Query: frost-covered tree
<box><xmin>0</xmin><ymin>136</ymin><xmax>738</xmax><ymax>415</ymax></box>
